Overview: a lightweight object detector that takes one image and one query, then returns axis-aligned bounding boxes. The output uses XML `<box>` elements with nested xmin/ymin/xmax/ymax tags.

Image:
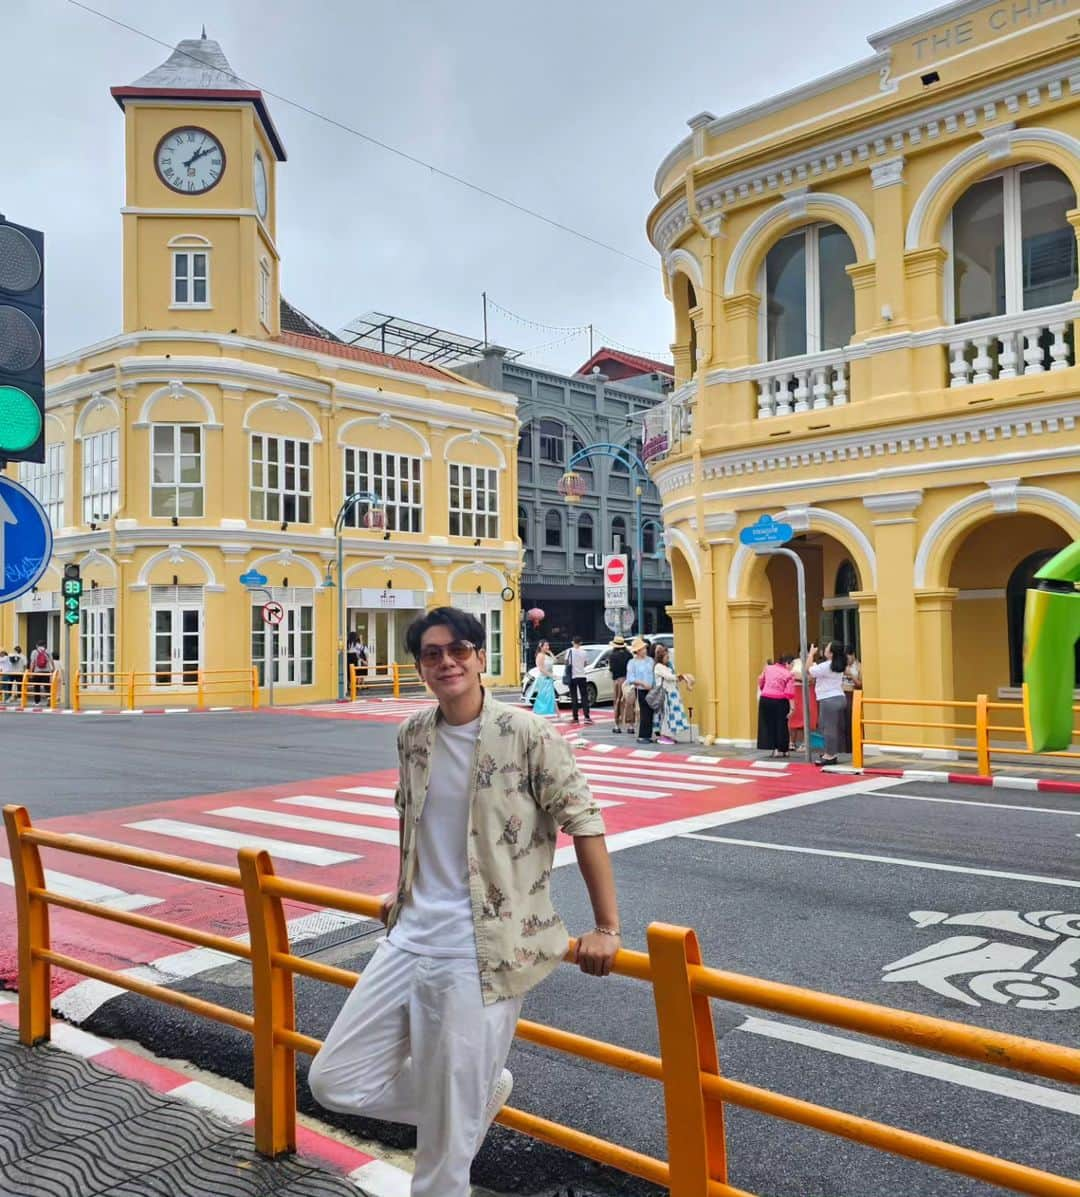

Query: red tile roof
<box><xmin>576</xmin><ymin>347</ymin><xmax>674</xmax><ymax>378</ymax></box>
<box><xmin>275</xmin><ymin>331</ymin><xmax>458</xmax><ymax>381</ymax></box>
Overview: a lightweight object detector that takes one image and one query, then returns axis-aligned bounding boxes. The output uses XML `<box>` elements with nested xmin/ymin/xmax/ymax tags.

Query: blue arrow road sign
<box><xmin>0</xmin><ymin>476</ymin><xmax>53</xmax><ymax>603</ymax></box>
<box><xmin>739</xmin><ymin>513</ymin><xmax>794</xmax><ymax>547</ymax></box>
<box><xmin>240</xmin><ymin>569</ymin><xmax>269</xmax><ymax>587</ymax></box>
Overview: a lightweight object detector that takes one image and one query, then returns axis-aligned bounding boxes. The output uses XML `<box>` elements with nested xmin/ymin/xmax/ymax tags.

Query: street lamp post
<box><xmin>332</xmin><ymin>491</ymin><xmax>382</xmax><ymax>701</ymax></box>
<box><xmin>561</xmin><ymin>442</ymin><xmax>650</xmax><ymax>636</ymax></box>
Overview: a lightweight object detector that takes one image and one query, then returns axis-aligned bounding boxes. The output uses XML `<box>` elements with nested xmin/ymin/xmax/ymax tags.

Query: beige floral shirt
<box><xmin>387</xmin><ymin>690</ymin><xmax>606</xmax><ymax>1004</ymax></box>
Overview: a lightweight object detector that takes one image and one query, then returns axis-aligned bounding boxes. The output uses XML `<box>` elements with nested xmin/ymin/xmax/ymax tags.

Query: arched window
<box><xmin>577</xmin><ymin>512</ymin><xmax>593</xmax><ymax>550</ymax></box>
<box><xmin>611</xmin><ymin>515</ymin><xmax>627</xmax><ymax>551</ymax></box>
<box><xmin>518</xmin><ymin>506</ymin><xmax>528</xmax><ymax>544</ymax></box>
<box><xmin>1007</xmin><ymin>549</ymin><xmax>1080</xmax><ymax>686</ymax></box>
<box><xmin>673</xmin><ymin>274</ymin><xmax>699</xmax><ymax>379</ymax></box>
<box><xmin>764</xmin><ymin>223</ymin><xmax>856</xmax><ymax>359</ymax></box>
<box><xmin>950</xmin><ymin>163</ymin><xmax>1077</xmax><ymax>323</ymax></box>
<box><xmin>517</xmin><ymin>422</ymin><xmax>532</xmax><ymax>459</ymax></box>
<box><xmin>539</xmin><ymin>420</ymin><xmax>565</xmax><ymax>464</ymax></box>
<box><xmin>544</xmin><ymin>508</ymin><xmax>562</xmax><ymax>548</ymax></box>
<box><xmin>643</xmin><ymin>523</ymin><xmax>657</xmax><ymax>555</ymax></box>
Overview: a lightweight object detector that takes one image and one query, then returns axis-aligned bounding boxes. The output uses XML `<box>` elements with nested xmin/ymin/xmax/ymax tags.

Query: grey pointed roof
<box><xmin>127</xmin><ymin>35</ymin><xmax>247</xmax><ymax>91</ymax></box>
<box><xmin>111</xmin><ymin>33</ymin><xmax>287</xmax><ymax>160</ymax></box>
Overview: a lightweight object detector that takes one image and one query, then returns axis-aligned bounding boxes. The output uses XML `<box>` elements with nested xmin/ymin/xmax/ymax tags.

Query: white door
<box><xmin>153</xmin><ymin>605</ymin><xmax>201</xmax><ymax>686</ymax></box>
<box><xmin>80</xmin><ymin>606</ymin><xmax>116</xmax><ymax>689</ymax></box>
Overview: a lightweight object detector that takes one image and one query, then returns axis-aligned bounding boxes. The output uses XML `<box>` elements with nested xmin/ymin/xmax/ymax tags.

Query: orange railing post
<box><xmin>128</xmin><ymin>669</ymin><xmax>136</xmax><ymax>710</ymax></box>
<box><xmin>349</xmin><ymin>664</ymin><xmax>357</xmax><ymax>702</ymax></box>
<box><xmin>851</xmin><ymin>690</ymin><xmax>864</xmax><ymax>769</ymax></box>
<box><xmin>239</xmin><ymin>848</ymin><xmax>297</xmax><ymax>1157</ymax></box>
<box><xmin>975</xmin><ymin>693</ymin><xmax>991</xmax><ymax>777</ymax></box>
<box><xmin>50</xmin><ymin>671</ymin><xmax>60</xmax><ymax>709</ymax></box>
<box><xmin>251</xmin><ymin>665</ymin><xmax>260</xmax><ymax>710</ymax></box>
<box><xmin>72</xmin><ymin>671</ymin><xmax>80</xmax><ymax>713</ymax></box>
<box><xmin>392</xmin><ymin>661</ymin><xmax>400</xmax><ymax>698</ymax></box>
<box><xmin>197</xmin><ymin>669</ymin><xmax>205</xmax><ymax>710</ymax></box>
<box><xmin>648</xmin><ymin>923</ymin><xmax>728</xmax><ymax>1194</ymax></box>
<box><xmin>19</xmin><ymin>671</ymin><xmax>28</xmax><ymax>709</ymax></box>
<box><xmin>2</xmin><ymin>806</ymin><xmax>51</xmax><ymax>1045</ymax></box>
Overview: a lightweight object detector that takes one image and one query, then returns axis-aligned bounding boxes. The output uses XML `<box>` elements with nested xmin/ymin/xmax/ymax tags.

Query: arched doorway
<box><xmin>948</xmin><ymin>513</ymin><xmax>1070</xmax><ymax>697</ymax></box>
<box><xmin>765</xmin><ymin>533</ymin><xmax>861</xmax><ymax>658</ymax></box>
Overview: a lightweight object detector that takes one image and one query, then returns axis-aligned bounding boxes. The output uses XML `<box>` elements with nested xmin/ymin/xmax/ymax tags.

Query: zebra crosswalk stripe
<box><xmin>278</xmin><ymin>796</ymin><xmax>399</xmax><ymax>820</ymax></box>
<box><xmin>0</xmin><ymin>857</ymin><xmax>158</xmax><ymax>912</ymax></box>
<box><xmin>208</xmin><ymin>806</ymin><xmax>400</xmax><ymax>846</ymax></box>
<box><xmin>124</xmin><ymin>819</ymin><xmax>359</xmax><ymax>865</ymax></box>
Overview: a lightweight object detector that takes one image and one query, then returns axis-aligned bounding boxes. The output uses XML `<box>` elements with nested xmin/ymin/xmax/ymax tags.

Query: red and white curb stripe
<box><xmin>0</xmin><ymin>993</ymin><xmax>411</xmax><ymax>1194</ymax></box>
<box><xmin>826</xmin><ymin>765</ymin><xmax>1080</xmax><ymax>795</ymax></box>
<box><xmin>0</xmin><ymin>706</ymin><xmax>246</xmax><ymax>716</ymax></box>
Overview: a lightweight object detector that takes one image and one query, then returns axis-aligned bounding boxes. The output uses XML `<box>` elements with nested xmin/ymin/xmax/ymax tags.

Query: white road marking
<box><xmin>592</xmin><ymin>798</ymin><xmax>621</xmax><ymax>808</ymax></box>
<box><xmin>49</xmin><ymin>1022</ymin><xmax>113</xmax><ymax>1058</ymax></box>
<box><xmin>349</xmin><ymin>1158</ymin><xmax>414</xmax><ymax>1196</ymax></box>
<box><xmin>586</xmin><ymin>783</ymin><xmax>669</xmax><ymax>800</ymax></box>
<box><xmin>738</xmin><ymin>1016</ymin><xmax>1080</xmax><ymax>1116</ymax></box>
<box><xmin>209</xmin><ymin>806</ymin><xmax>399</xmax><ymax>846</ymax></box>
<box><xmin>876</xmin><ymin>792</ymin><xmax>1080</xmax><ymax>817</ymax></box>
<box><xmin>630</xmin><ymin>749</ymin><xmax>660</xmax><ymax>757</ymax></box>
<box><xmin>0</xmin><ymin>857</ymin><xmax>159</xmax><ymax>912</ymax></box>
<box><xmin>554</xmin><ymin>777</ymin><xmax>899</xmax><ymax>865</ymax></box>
<box><xmin>124</xmin><ymin>819</ymin><xmax>359</xmax><ymax>865</ymax></box>
<box><xmin>279</xmin><ymin>796</ymin><xmax>399</xmax><ymax>820</ymax></box>
<box><xmin>579</xmin><ymin>763</ymin><xmax>741</xmax><ymax>789</ymax></box>
<box><xmin>588</xmin><ymin>743</ymin><xmax>618</xmax><ymax>753</ymax></box>
<box><xmin>339</xmin><ymin>785</ymin><xmax>397</xmax><ymax>799</ymax></box>
<box><xmin>751</xmin><ymin>759</ymin><xmax>791</xmax><ymax>770</ymax></box>
<box><xmin>170</xmin><ymin>1080</ymin><xmax>254</xmax><ymax>1122</ymax></box>
<box><xmin>681</xmin><ymin>833</ymin><xmax>1080</xmax><ymax>889</ymax></box>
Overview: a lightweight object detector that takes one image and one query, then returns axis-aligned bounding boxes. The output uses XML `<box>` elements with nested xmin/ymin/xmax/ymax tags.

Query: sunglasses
<box><xmin>417</xmin><ymin>640</ymin><xmax>478</xmax><ymax>667</ymax></box>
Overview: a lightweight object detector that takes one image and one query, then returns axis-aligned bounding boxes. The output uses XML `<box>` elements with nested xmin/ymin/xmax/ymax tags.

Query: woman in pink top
<box><xmin>756</xmin><ymin>654</ymin><xmax>796</xmax><ymax>757</ymax></box>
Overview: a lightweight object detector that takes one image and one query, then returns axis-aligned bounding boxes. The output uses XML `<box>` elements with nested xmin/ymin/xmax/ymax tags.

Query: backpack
<box><xmin>32</xmin><ymin>649</ymin><xmax>50</xmax><ymax>671</ymax></box>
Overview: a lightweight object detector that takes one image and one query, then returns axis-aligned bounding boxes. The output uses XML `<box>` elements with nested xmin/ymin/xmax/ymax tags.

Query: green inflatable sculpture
<box><xmin>1023</xmin><ymin>541</ymin><xmax>1080</xmax><ymax>752</ymax></box>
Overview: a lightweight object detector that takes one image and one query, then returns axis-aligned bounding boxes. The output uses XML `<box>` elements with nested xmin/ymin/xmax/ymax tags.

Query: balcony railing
<box><xmin>642</xmin><ymin>387</ymin><xmax>693</xmax><ymax>464</ymax></box>
<box><xmin>753</xmin><ymin>347</ymin><xmax>851</xmax><ymax>419</ymax></box>
<box><xmin>936</xmin><ymin>302</ymin><xmax>1079</xmax><ymax>387</ymax></box>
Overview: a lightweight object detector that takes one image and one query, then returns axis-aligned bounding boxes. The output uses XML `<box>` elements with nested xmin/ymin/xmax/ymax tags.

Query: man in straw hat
<box><xmin>608</xmin><ymin>634</ymin><xmax>632</xmax><ymax>733</ymax></box>
<box><xmin>625</xmin><ymin>636</ymin><xmax>656</xmax><ymax>743</ymax></box>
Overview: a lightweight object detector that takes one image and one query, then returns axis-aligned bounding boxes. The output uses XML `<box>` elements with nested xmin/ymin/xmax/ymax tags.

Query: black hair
<box><xmin>405</xmin><ymin>606</ymin><xmax>486</xmax><ymax>659</ymax></box>
<box><xmin>828</xmin><ymin>639</ymin><xmax>846</xmax><ymax>672</ymax></box>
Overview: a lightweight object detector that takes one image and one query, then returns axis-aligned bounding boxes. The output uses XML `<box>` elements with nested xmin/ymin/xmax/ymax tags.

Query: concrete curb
<box><xmin>826</xmin><ymin>765</ymin><xmax>1080</xmax><ymax>795</ymax></box>
<box><xmin>0</xmin><ymin>994</ymin><xmax>411</xmax><ymax>1194</ymax></box>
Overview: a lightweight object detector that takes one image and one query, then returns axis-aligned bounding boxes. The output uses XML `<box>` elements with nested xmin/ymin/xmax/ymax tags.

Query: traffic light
<box><xmin>0</xmin><ymin>215</ymin><xmax>45</xmax><ymax>465</ymax></box>
<box><xmin>62</xmin><ymin>562</ymin><xmax>82</xmax><ymax>627</ymax></box>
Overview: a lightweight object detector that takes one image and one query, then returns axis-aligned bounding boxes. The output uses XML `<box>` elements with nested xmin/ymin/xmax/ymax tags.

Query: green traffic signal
<box><xmin>0</xmin><ymin>384</ymin><xmax>42</xmax><ymax>452</ymax></box>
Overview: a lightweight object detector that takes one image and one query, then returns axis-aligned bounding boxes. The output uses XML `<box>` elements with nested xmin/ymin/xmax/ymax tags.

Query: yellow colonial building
<box><xmin>1</xmin><ymin>34</ymin><xmax>521</xmax><ymax>703</ymax></box>
<box><xmin>645</xmin><ymin>0</ymin><xmax>1080</xmax><ymax>743</ymax></box>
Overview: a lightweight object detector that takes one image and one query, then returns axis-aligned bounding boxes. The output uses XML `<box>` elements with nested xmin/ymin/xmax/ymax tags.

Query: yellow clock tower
<box><xmin>110</xmin><ymin>32</ymin><xmax>285</xmax><ymax>339</ymax></box>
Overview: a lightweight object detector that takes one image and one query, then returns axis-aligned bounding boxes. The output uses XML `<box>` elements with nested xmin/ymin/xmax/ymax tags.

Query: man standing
<box><xmin>608</xmin><ymin>635</ymin><xmax>631</xmax><ymax>734</ymax></box>
<box><xmin>567</xmin><ymin>634</ymin><xmax>592</xmax><ymax>725</ymax></box>
<box><xmin>626</xmin><ymin>637</ymin><xmax>656</xmax><ymax>744</ymax></box>
<box><xmin>308</xmin><ymin>606</ymin><xmax>621</xmax><ymax>1197</ymax></box>
<box><xmin>28</xmin><ymin>641</ymin><xmax>53</xmax><ymax>707</ymax></box>
<box><xmin>4</xmin><ymin>646</ymin><xmax>24</xmax><ymax>704</ymax></box>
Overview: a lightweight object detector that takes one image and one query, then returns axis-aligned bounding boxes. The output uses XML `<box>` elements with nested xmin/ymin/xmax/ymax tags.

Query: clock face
<box><xmin>253</xmin><ymin>152</ymin><xmax>268</xmax><ymax>218</ymax></box>
<box><xmin>155</xmin><ymin>127</ymin><xmax>226</xmax><ymax>195</ymax></box>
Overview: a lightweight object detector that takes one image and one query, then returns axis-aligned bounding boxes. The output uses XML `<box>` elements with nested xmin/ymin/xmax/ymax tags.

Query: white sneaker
<box><xmin>482</xmin><ymin>1068</ymin><xmax>513</xmax><ymax>1131</ymax></box>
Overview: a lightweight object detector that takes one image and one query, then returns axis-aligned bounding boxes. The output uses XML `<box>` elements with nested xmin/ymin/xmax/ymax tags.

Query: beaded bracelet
<box><xmin>592</xmin><ymin>925</ymin><xmax>622</xmax><ymax>937</ymax></box>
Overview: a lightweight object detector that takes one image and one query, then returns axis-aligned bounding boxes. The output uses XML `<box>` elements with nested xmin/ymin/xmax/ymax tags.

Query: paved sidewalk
<box><xmin>0</xmin><ymin>1020</ymin><xmax>385</xmax><ymax>1197</ymax></box>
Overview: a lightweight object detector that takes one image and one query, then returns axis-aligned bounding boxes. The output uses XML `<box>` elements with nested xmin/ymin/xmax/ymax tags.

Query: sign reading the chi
<box><xmin>603</xmin><ymin>553</ymin><xmax>628</xmax><ymax>607</ymax></box>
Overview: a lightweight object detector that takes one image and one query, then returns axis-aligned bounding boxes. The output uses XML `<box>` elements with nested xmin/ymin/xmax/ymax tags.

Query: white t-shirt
<box><xmin>389</xmin><ymin>715</ymin><xmax>479</xmax><ymax>958</ymax></box>
<box><xmin>569</xmin><ymin>646</ymin><xmax>589</xmax><ymax>679</ymax></box>
<box><xmin>810</xmin><ymin>659</ymin><xmax>845</xmax><ymax>700</ymax></box>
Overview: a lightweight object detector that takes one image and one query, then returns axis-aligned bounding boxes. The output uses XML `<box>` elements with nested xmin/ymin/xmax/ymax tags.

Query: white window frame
<box><xmin>945</xmin><ymin>162</ymin><xmax>1077</xmax><ymax>324</ymax></box>
<box><xmin>80</xmin><ymin>591</ymin><xmax>116</xmax><ymax>690</ymax></box>
<box><xmin>151</xmin><ymin>424</ymin><xmax>204</xmax><ymax>517</ymax></box>
<box><xmin>81</xmin><ymin>429</ymin><xmax>119</xmax><ymax>524</ymax></box>
<box><xmin>449</xmin><ymin>463</ymin><xmax>498</xmax><ymax>539</ymax></box>
<box><xmin>150</xmin><ymin>586</ymin><xmax>204</xmax><ymax>688</ymax></box>
<box><xmin>343</xmin><ymin>448</ymin><xmax>423</xmax><ymax>532</ymax></box>
<box><xmin>259</xmin><ymin>257</ymin><xmax>271</xmax><ymax>328</ymax></box>
<box><xmin>170</xmin><ymin>247</ymin><xmax>211</xmax><ymax>309</ymax></box>
<box><xmin>20</xmin><ymin>443</ymin><xmax>64</xmax><ymax>529</ymax></box>
<box><xmin>251</xmin><ymin>589</ymin><xmax>314</xmax><ymax>687</ymax></box>
<box><xmin>759</xmin><ymin>222</ymin><xmax>853</xmax><ymax>359</ymax></box>
<box><xmin>250</xmin><ymin>434</ymin><xmax>312</xmax><ymax>525</ymax></box>
<box><xmin>482</xmin><ymin>608</ymin><xmax>503</xmax><ymax>677</ymax></box>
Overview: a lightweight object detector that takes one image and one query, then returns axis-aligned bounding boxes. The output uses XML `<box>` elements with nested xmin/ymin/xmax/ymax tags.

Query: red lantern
<box><xmin>526</xmin><ymin>606</ymin><xmax>545</xmax><ymax>628</ymax></box>
<box><xmin>557</xmin><ymin>470</ymin><xmax>588</xmax><ymax>505</ymax></box>
<box><xmin>363</xmin><ymin>507</ymin><xmax>385</xmax><ymax>529</ymax></box>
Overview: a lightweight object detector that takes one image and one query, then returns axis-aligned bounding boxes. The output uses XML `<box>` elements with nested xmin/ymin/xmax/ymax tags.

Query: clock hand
<box><xmin>184</xmin><ymin>141</ymin><xmax>212</xmax><ymax>168</ymax></box>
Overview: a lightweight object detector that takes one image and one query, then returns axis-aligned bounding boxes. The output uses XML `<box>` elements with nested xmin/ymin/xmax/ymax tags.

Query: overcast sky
<box><xmin>8</xmin><ymin>0</ymin><xmax>932</xmax><ymax>374</ymax></box>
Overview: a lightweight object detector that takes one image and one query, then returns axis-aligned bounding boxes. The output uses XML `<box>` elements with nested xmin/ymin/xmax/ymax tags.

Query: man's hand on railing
<box><xmin>574</xmin><ymin>927</ymin><xmax>621</xmax><ymax>977</ymax></box>
<box><xmin>378</xmin><ymin>892</ymin><xmax>395</xmax><ymax>925</ymax></box>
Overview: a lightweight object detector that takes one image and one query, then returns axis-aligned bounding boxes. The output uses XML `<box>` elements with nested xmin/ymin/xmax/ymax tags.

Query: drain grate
<box><xmin>291</xmin><ymin>913</ymin><xmax>383</xmax><ymax>958</ymax></box>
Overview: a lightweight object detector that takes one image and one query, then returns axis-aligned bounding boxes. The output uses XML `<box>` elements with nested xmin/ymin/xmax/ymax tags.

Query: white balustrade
<box><xmin>943</xmin><ymin>307</ymin><xmax>1076</xmax><ymax>387</ymax></box>
<box><xmin>752</xmin><ymin>350</ymin><xmax>850</xmax><ymax>418</ymax></box>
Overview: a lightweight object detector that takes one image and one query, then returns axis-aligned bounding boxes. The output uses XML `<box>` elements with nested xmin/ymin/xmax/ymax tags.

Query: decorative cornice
<box><xmin>987</xmin><ymin>477</ymin><xmax>1021</xmax><ymax>513</ymax></box>
<box><xmin>870</xmin><ymin>156</ymin><xmax>905</xmax><ymax>188</ymax></box>
<box><xmin>863</xmin><ymin>489</ymin><xmax>923</xmax><ymax>514</ymax></box>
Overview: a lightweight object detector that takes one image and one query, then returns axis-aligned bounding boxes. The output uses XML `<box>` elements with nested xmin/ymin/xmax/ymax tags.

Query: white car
<box><xmin>521</xmin><ymin>644</ymin><xmax>614</xmax><ymax>708</ymax></box>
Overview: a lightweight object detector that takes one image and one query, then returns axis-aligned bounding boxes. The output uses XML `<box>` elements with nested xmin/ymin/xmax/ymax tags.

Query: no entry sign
<box><xmin>262</xmin><ymin>601</ymin><xmax>284</xmax><ymax>626</ymax></box>
<box><xmin>603</xmin><ymin>553</ymin><xmax>628</xmax><ymax>607</ymax></box>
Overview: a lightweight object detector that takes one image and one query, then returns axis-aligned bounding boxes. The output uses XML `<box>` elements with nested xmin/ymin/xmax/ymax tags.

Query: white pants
<box><xmin>308</xmin><ymin>939</ymin><xmax>523</xmax><ymax>1197</ymax></box>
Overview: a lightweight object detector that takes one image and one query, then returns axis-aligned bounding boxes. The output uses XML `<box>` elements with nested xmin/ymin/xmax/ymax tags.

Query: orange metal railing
<box><xmin>71</xmin><ymin>667</ymin><xmax>259</xmax><ymax>712</ymax></box>
<box><xmin>348</xmin><ymin>661</ymin><xmax>421</xmax><ymax>701</ymax></box>
<box><xmin>4</xmin><ymin>803</ymin><xmax>1080</xmax><ymax>1195</ymax></box>
<box><xmin>852</xmin><ymin>692</ymin><xmax>1080</xmax><ymax>776</ymax></box>
<box><xmin>15</xmin><ymin>670</ymin><xmax>61</xmax><ymax>710</ymax></box>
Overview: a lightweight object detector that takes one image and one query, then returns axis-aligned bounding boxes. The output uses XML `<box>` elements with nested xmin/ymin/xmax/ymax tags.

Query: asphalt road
<box><xmin>6</xmin><ymin>710</ymin><xmax>1080</xmax><ymax>1195</ymax></box>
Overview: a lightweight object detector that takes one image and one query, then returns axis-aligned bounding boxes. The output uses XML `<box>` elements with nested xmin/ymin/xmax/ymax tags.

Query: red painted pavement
<box><xmin>0</xmin><ymin>753</ymin><xmax>840</xmax><ymax>996</ymax></box>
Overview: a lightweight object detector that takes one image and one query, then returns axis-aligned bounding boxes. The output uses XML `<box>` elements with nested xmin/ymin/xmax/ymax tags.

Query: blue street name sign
<box><xmin>240</xmin><ymin>569</ymin><xmax>269</xmax><ymax>587</ymax></box>
<box><xmin>0</xmin><ymin>476</ymin><xmax>53</xmax><ymax>603</ymax></box>
<box><xmin>739</xmin><ymin>514</ymin><xmax>794</xmax><ymax>548</ymax></box>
